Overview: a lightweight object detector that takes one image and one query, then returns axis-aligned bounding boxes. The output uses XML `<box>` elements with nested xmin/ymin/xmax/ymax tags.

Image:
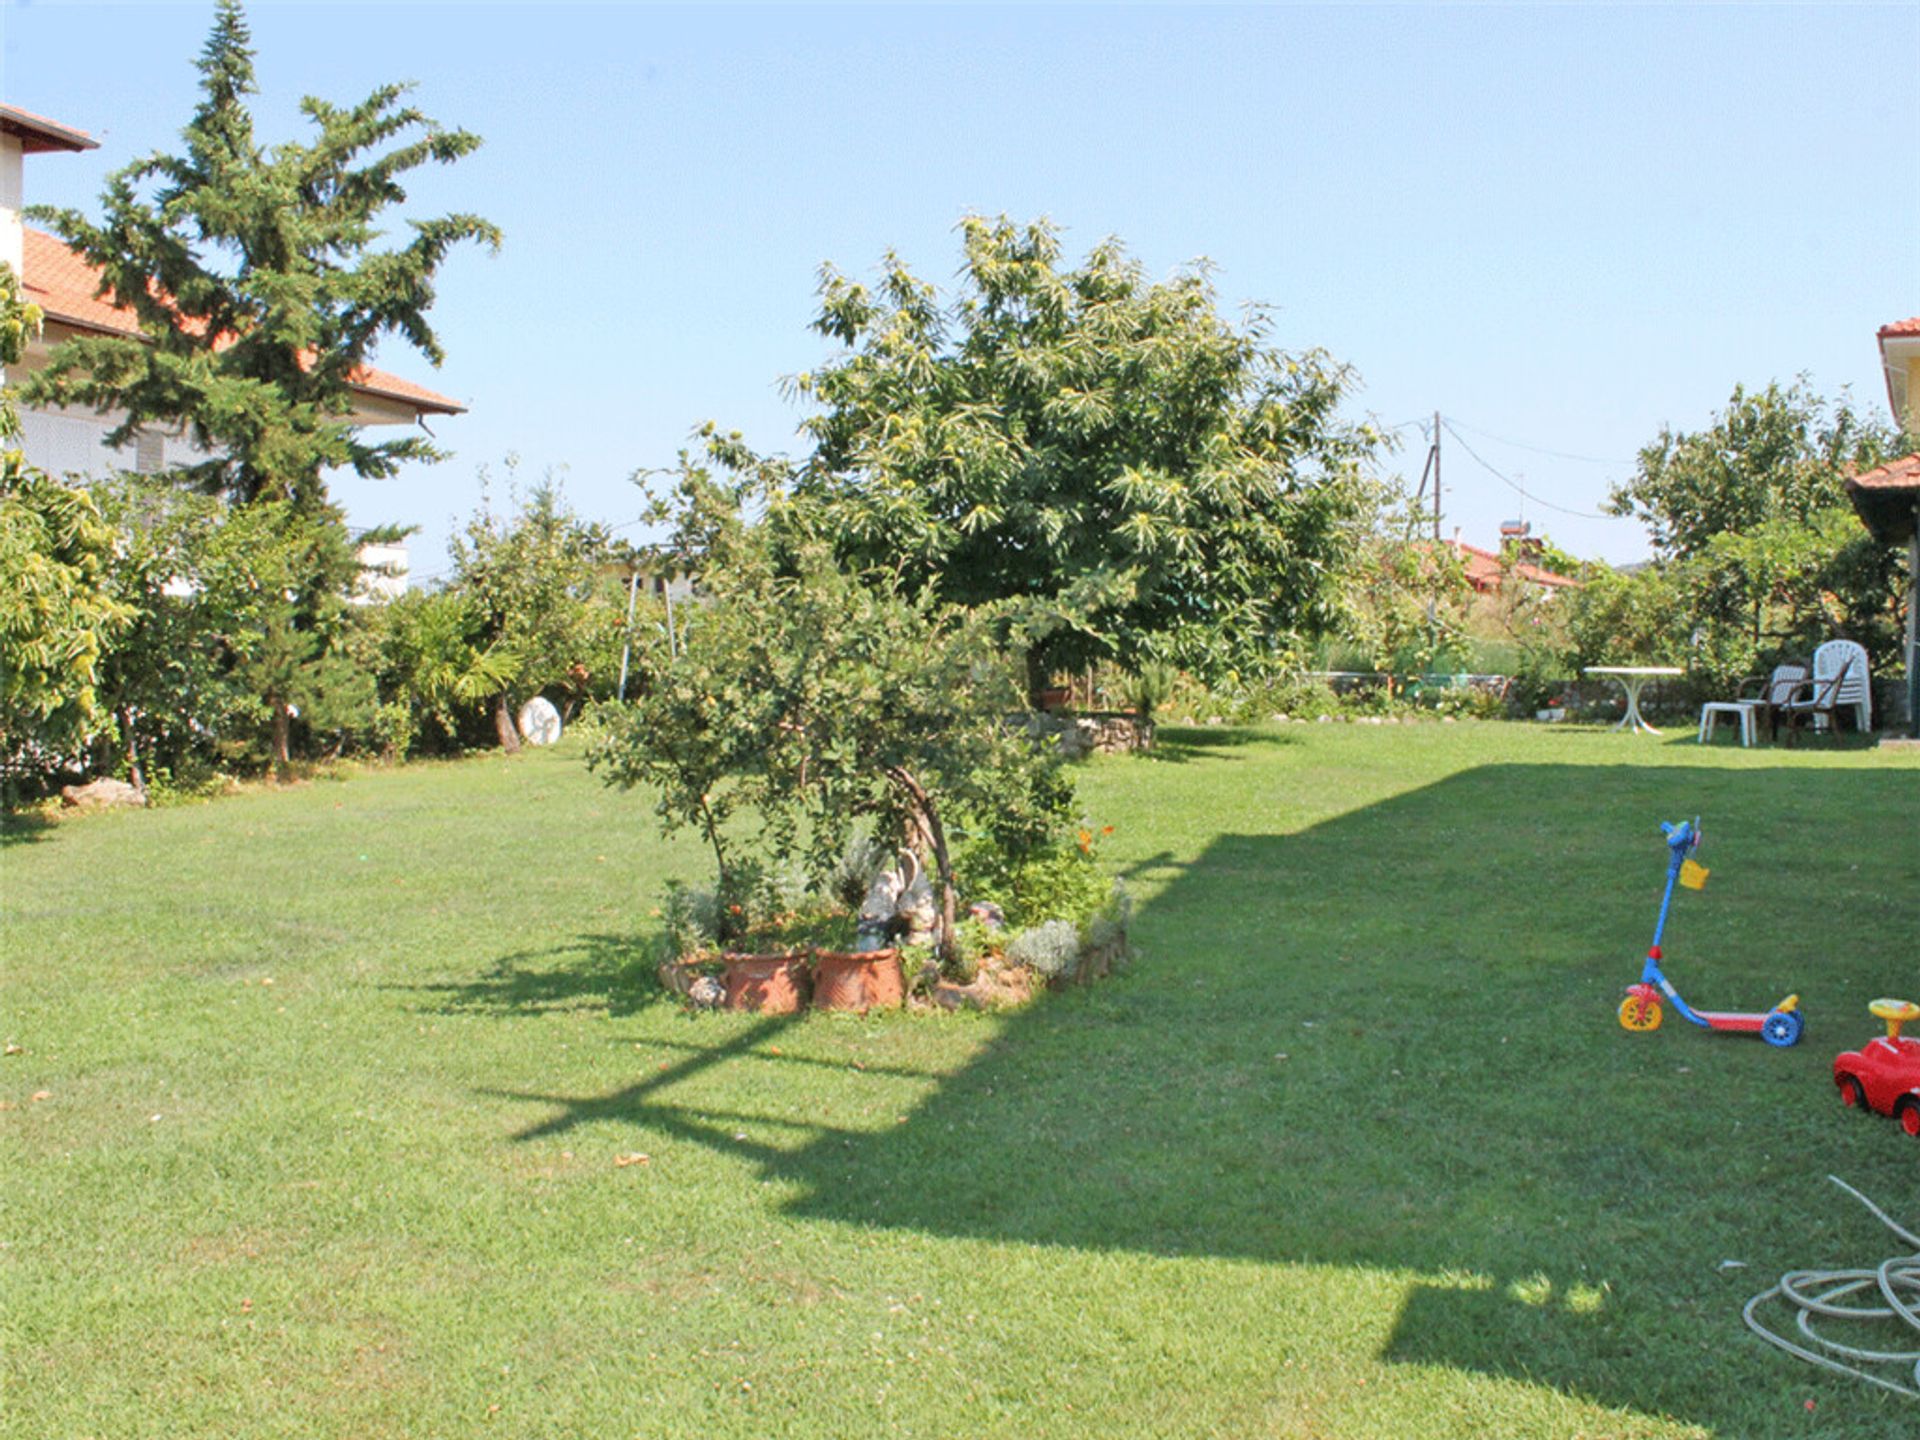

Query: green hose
<box><xmin>1743</xmin><ymin>1176</ymin><xmax>1920</xmax><ymax>1399</ymax></box>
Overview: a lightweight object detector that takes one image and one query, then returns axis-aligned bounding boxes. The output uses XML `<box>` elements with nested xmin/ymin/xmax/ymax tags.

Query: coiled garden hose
<box><xmin>1743</xmin><ymin>1176</ymin><xmax>1920</xmax><ymax>1399</ymax></box>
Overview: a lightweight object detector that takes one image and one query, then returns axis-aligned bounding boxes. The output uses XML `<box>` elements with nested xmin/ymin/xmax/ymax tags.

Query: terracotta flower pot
<box><xmin>811</xmin><ymin>949</ymin><xmax>905</xmax><ymax>1013</ymax></box>
<box><xmin>1032</xmin><ymin>686</ymin><xmax>1071</xmax><ymax>712</ymax></box>
<box><xmin>720</xmin><ymin>952</ymin><xmax>810</xmax><ymax>1014</ymax></box>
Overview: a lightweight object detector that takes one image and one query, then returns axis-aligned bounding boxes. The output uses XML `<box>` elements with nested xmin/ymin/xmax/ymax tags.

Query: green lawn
<box><xmin>4</xmin><ymin>724</ymin><xmax>1918</xmax><ymax>1438</ymax></box>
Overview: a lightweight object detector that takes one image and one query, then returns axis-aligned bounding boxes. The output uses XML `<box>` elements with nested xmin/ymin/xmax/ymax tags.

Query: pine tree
<box><xmin>24</xmin><ymin>0</ymin><xmax>499</xmax><ymax>510</ymax></box>
<box><xmin>23</xmin><ymin>0</ymin><xmax>496</xmax><ymax>771</ymax></box>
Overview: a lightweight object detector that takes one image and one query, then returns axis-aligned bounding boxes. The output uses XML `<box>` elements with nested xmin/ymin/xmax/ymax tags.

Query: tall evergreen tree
<box><xmin>23</xmin><ymin>0</ymin><xmax>495</xmax><ymax>771</ymax></box>
<box><xmin>24</xmin><ymin>0</ymin><xmax>499</xmax><ymax>510</ymax></box>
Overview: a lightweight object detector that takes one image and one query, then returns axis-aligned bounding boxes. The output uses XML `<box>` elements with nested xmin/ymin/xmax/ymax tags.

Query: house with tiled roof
<box><xmin>1411</xmin><ymin>532</ymin><xmax>1581</xmax><ymax>599</ymax></box>
<box><xmin>1445</xmin><ymin>536</ymin><xmax>1580</xmax><ymax>596</ymax></box>
<box><xmin>1</xmin><ymin>102</ymin><xmax>460</xmax><ymax>590</ymax></box>
<box><xmin>1843</xmin><ymin>316</ymin><xmax>1920</xmax><ymax>739</ymax></box>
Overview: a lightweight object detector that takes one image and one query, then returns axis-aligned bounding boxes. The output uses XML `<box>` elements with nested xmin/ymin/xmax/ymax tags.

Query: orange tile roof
<box><xmin>1847</xmin><ymin>453</ymin><xmax>1920</xmax><ymax>492</ymax></box>
<box><xmin>19</xmin><ymin>227</ymin><xmax>464</xmax><ymax>416</ymax></box>
<box><xmin>1878</xmin><ymin>318</ymin><xmax>1920</xmax><ymax>339</ymax></box>
<box><xmin>1447</xmin><ymin>538</ymin><xmax>1581</xmax><ymax>590</ymax></box>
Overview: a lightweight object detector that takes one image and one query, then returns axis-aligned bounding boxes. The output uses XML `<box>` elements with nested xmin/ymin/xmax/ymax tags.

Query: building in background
<box><xmin>1843</xmin><ymin>317</ymin><xmax>1920</xmax><ymax>738</ymax></box>
<box><xmin>1</xmin><ymin>103</ymin><xmax>464</xmax><ymax>596</ymax></box>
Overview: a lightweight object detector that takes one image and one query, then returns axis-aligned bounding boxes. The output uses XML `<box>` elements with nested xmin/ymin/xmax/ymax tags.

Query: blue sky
<box><xmin>7</xmin><ymin>1</ymin><xmax>1917</xmax><ymax>573</ymax></box>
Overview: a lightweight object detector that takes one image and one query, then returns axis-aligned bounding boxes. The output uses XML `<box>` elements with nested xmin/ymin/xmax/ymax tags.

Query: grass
<box><xmin>3</xmin><ymin>722</ymin><xmax>1918</xmax><ymax>1438</ymax></box>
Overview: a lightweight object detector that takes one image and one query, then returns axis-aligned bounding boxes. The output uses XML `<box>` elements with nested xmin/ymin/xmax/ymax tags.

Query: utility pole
<box><xmin>1412</xmin><ymin>410</ymin><xmax>1443</xmax><ymax>543</ymax></box>
<box><xmin>1409</xmin><ymin>411</ymin><xmax>1449</xmax><ymax>665</ymax></box>
<box><xmin>616</xmin><ymin>567</ymin><xmax>640</xmax><ymax>703</ymax></box>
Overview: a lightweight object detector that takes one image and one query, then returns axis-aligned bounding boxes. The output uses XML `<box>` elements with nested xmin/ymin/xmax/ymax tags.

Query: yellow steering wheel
<box><xmin>1869</xmin><ymin>998</ymin><xmax>1920</xmax><ymax>1041</ymax></box>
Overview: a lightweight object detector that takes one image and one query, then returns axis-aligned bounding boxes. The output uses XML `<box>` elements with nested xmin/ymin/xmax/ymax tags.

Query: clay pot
<box><xmin>1032</xmin><ymin>686</ymin><xmax>1071</xmax><ymax>712</ymax></box>
<box><xmin>720</xmin><ymin>952</ymin><xmax>810</xmax><ymax>1013</ymax></box>
<box><xmin>811</xmin><ymin>949</ymin><xmax>905</xmax><ymax>1013</ymax></box>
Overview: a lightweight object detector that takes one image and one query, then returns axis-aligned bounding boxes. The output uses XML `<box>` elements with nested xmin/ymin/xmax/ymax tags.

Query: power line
<box><xmin>1439</xmin><ymin>420</ymin><xmax>1622</xmax><ymax>522</ymax></box>
<box><xmin>1443</xmin><ymin>416</ymin><xmax>1635</xmax><ymax>467</ymax></box>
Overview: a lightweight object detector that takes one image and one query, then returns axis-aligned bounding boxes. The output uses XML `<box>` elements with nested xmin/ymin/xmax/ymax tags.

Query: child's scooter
<box><xmin>1616</xmin><ymin>819</ymin><xmax>1803</xmax><ymax>1047</ymax></box>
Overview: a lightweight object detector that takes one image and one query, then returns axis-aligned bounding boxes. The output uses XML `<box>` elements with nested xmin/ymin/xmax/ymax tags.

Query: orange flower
<box><xmin>1101</xmin><ymin>825</ymin><xmax>1114</xmax><ymax>836</ymax></box>
<box><xmin>1077</xmin><ymin>828</ymin><xmax>1093</xmax><ymax>854</ymax></box>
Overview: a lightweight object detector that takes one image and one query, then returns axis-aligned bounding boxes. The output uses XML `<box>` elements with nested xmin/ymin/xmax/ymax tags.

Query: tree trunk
<box><xmin>886</xmin><ymin>766</ymin><xmax>958</xmax><ymax>964</ymax></box>
<box><xmin>1025</xmin><ymin>648</ymin><xmax>1050</xmax><ymax>708</ymax></box>
<box><xmin>270</xmin><ymin>699</ymin><xmax>292</xmax><ymax>775</ymax></box>
<box><xmin>121</xmin><ymin>708</ymin><xmax>147</xmax><ymax>801</ymax></box>
<box><xmin>494</xmin><ymin>693</ymin><xmax>522</xmax><ymax>753</ymax></box>
<box><xmin>695</xmin><ymin>795</ymin><xmax>739</xmax><ymax>941</ymax></box>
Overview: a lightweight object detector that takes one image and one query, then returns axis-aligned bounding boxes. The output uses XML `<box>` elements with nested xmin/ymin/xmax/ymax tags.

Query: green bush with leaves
<box><xmin>0</xmin><ymin>263</ymin><xmax>131</xmax><ymax>784</ymax></box>
<box><xmin>447</xmin><ymin>471</ymin><xmax>627</xmax><ymax>751</ymax></box>
<box><xmin>591</xmin><ymin>480</ymin><xmax>1078</xmax><ymax>956</ymax></box>
<box><xmin>670</xmin><ymin>216</ymin><xmax>1378</xmax><ymax>689</ymax></box>
<box><xmin>954</xmin><ymin>833</ymin><xmax>1111</xmax><ymax>932</ymax></box>
<box><xmin>1005</xmin><ymin>920</ymin><xmax>1083</xmax><ymax>981</ymax></box>
<box><xmin>1580</xmin><ymin>379</ymin><xmax>1917</xmax><ymax>700</ymax></box>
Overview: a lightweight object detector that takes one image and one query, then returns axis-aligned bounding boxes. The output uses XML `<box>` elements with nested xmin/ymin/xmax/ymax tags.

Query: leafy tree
<box><xmin>1339</xmin><ymin>486</ymin><xmax>1473</xmax><ymax>678</ymax></box>
<box><xmin>372</xmin><ymin>587</ymin><xmax>511</xmax><ymax>753</ymax></box>
<box><xmin>68</xmin><ymin>474</ymin><xmax>381</xmax><ymax>784</ymax></box>
<box><xmin>699</xmin><ymin>216</ymin><xmax>1377</xmax><ymax>688</ymax></box>
<box><xmin>1606</xmin><ymin>381</ymin><xmax>1908</xmax><ymax>560</ymax></box>
<box><xmin>18</xmin><ymin>0</ymin><xmax>493</xmax><ymax>774</ymax></box>
<box><xmin>1562</xmin><ymin>565</ymin><xmax>1689</xmax><ymax>676</ymax></box>
<box><xmin>169</xmin><ymin>497</ymin><xmax>373</xmax><ymax>770</ymax></box>
<box><xmin>1592</xmin><ymin>381</ymin><xmax>1917</xmax><ymax>696</ymax></box>
<box><xmin>591</xmin><ymin>487</ymin><xmax>1072</xmax><ymax>959</ymax></box>
<box><xmin>0</xmin><ymin>264</ymin><xmax>129</xmax><ymax>777</ymax></box>
<box><xmin>23</xmin><ymin>0</ymin><xmax>498</xmax><ymax>510</ymax></box>
<box><xmin>86</xmin><ymin>476</ymin><xmax>238</xmax><ymax>791</ymax></box>
<box><xmin>448</xmin><ymin>471</ymin><xmax>624</xmax><ymax>751</ymax></box>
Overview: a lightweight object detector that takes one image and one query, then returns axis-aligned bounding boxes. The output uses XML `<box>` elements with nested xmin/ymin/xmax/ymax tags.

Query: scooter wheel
<box><xmin>1618</xmin><ymin>994</ymin><xmax>1662</xmax><ymax>1032</ymax></box>
<box><xmin>1761</xmin><ymin>1009</ymin><xmax>1803</xmax><ymax>1048</ymax></box>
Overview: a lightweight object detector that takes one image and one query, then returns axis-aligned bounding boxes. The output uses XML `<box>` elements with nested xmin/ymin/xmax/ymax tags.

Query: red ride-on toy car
<box><xmin>1834</xmin><ymin>999</ymin><xmax>1920</xmax><ymax>1137</ymax></box>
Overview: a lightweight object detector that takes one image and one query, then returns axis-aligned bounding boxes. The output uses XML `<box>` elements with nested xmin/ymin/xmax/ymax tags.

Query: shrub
<box><xmin>659</xmin><ymin>881</ymin><xmax>719</xmax><ymax>961</ymax></box>
<box><xmin>947</xmin><ymin>915</ymin><xmax>998</xmax><ymax>984</ymax></box>
<box><xmin>1084</xmin><ymin>878</ymin><xmax>1134</xmax><ymax>954</ymax></box>
<box><xmin>955</xmin><ymin>838</ymin><xmax>1110</xmax><ymax>931</ymax></box>
<box><xmin>1006</xmin><ymin>920</ymin><xmax>1081</xmax><ymax>980</ymax></box>
<box><xmin>1124</xmin><ymin>662</ymin><xmax>1179</xmax><ymax>725</ymax></box>
<box><xmin>369</xmin><ymin>701</ymin><xmax>415</xmax><ymax>763</ymax></box>
<box><xmin>830</xmin><ymin>833</ymin><xmax>891</xmax><ymax>909</ymax></box>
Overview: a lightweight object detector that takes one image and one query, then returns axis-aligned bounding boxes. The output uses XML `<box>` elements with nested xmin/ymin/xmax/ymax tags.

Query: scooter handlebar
<box><xmin>1660</xmin><ymin>818</ymin><xmax>1702</xmax><ymax>854</ymax></box>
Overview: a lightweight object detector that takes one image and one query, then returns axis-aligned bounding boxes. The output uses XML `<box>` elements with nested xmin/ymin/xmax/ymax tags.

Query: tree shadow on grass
<box><xmin>1142</xmin><ymin>725</ymin><xmax>1296</xmax><ymax>763</ymax></box>
<box><xmin>497</xmin><ymin>761</ymin><xmax>1919</xmax><ymax>1432</ymax></box>
<box><xmin>0</xmin><ymin>809</ymin><xmax>57</xmax><ymax>848</ymax></box>
<box><xmin>403</xmin><ymin>931</ymin><xmax>662</xmax><ymax>1018</ymax></box>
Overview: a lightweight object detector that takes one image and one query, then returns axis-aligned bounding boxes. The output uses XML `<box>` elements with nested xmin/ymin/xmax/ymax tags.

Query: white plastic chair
<box><xmin>1698</xmin><ymin>663</ymin><xmax>1806</xmax><ymax>746</ymax></box>
<box><xmin>1782</xmin><ymin>639</ymin><xmax>1872</xmax><ymax>736</ymax></box>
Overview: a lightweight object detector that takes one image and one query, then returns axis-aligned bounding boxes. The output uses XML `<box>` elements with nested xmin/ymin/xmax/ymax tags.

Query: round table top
<box><xmin>1583</xmin><ymin>666</ymin><xmax>1683</xmax><ymax>677</ymax></box>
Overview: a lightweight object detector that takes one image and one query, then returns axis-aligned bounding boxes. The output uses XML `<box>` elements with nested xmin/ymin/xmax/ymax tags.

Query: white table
<box><xmin>1584</xmin><ymin>666</ymin><xmax>1682</xmax><ymax>734</ymax></box>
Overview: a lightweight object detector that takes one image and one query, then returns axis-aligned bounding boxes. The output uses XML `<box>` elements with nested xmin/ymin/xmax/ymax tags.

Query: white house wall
<box><xmin>0</xmin><ymin>134</ymin><xmax>24</xmax><ymax>275</ymax></box>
